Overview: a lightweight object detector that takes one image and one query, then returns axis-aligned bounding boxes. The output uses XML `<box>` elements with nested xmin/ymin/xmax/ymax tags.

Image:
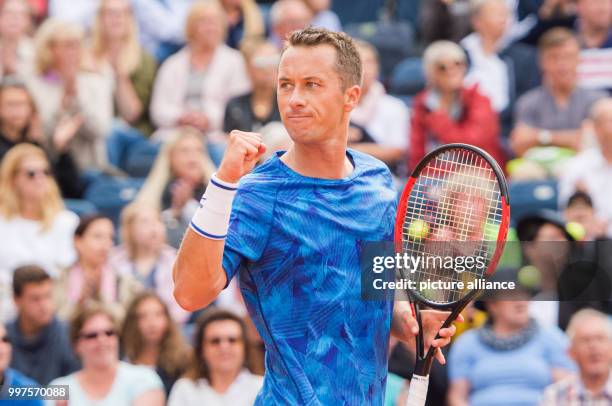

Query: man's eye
<box><xmin>279</xmin><ymin>82</ymin><xmax>292</xmax><ymax>89</ymax></box>
<box><xmin>307</xmin><ymin>82</ymin><xmax>320</xmax><ymax>88</ymax></box>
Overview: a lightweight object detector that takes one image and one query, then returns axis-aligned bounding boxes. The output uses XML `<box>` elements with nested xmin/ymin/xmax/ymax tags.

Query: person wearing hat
<box><xmin>448</xmin><ymin>267</ymin><xmax>576</xmax><ymax>406</ymax></box>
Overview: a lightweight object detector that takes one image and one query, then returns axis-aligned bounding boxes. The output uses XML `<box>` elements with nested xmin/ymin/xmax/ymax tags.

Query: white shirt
<box><xmin>168</xmin><ymin>370</ymin><xmax>263</xmax><ymax>406</ymax></box>
<box><xmin>0</xmin><ymin>210</ymin><xmax>78</xmax><ymax>321</ymax></box>
<box><xmin>558</xmin><ymin>148</ymin><xmax>612</xmax><ymax>236</ymax></box>
<box><xmin>462</xmin><ymin>33</ymin><xmax>510</xmax><ymax>112</ymax></box>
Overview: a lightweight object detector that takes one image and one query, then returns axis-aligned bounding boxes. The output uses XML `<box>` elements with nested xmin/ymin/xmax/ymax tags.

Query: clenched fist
<box><xmin>216</xmin><ymin>130</ymin><xmax>267</xmax><ymax>183</ymax></box>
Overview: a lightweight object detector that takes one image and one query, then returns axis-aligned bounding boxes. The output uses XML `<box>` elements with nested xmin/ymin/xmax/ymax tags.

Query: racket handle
<box><xmin>405</xmin><ymin>374</ymin><xmax>429</xmax><ymax>406</ymax></box>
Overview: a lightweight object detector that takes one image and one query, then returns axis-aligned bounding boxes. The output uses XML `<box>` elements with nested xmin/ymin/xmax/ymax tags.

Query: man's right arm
<box><xmin>173</xmin><ymin>131</ymin><xmax>266</xmax><ymax>311</ymax></box>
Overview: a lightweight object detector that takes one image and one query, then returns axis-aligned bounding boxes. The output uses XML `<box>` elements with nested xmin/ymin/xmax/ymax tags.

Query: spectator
<box><xmin>461</xmin><ymin>0</ymin><xmax>540</xmax><ymax>137</ymax></box>
<box><xmin>150</xmin><ymin>0</ymin><xmax>251</xmax><ymax>140</ymax></box>
<box><xmin>48</xmin><ymin>302</ymin><xmax>165</xmax><ymax>406</ymax></box>
<box><xmin>409</xmin><ymin>40</ymin><xmax>504</xmax><ymax>170</ymax></box>
<box><xmin>55</xmin><ymin>215</ymin><xmax>140</xmax><ymax>320</ymax></box>
<box><xmin>220</xmin><ymin>0</ymin><xmax>265</xmax><ymax>50</ymax></box>
<box><xmin>223</xmin><ymin>39</ymin><xmax>281</xmax><ymax>134</ymax></box>
<box><xmin>510</xmin><ymin>28</ymin><xmax>605</xmax><ymax>158</ymax></box>
<box><xmin>0</xmin><ymin>0</ymin><xmax>35</xmax><ymax>79</ymax></box>
<box><xmin>110</xmin><ymin>202</ymin><xmax>189</xmax><ymax>323</ymax></box>
<box><xmin>268</xmin><ymin>0</ymin><xmax>313</xmax><ymax>49</ymax></box>
<box><xmin>0</xmin><ymin>77</ymin><xmax>84</xmax><ymax>198</ymax></box>
<box><xmin>350</xmin><ymin>40</ymin><xmax>408</xmax><ymax>174</ymax></box>
<box><xmin>121</xmin><ymin>292</ymin><xmax>191</xmax><ymax>395</ymax></box>
<box><xmin>419</xmin><ymin>0</ymin><xmax>472</xmax><ymax>45</ymax></box>
<box><xmin>559</xmin><ymin>97</ymin><xmax>612</xmax><ymax>236</ymax></box>
<box><xmin>0</xmin><ymin>144</ymin><xmax>78</xmax><ymax>321</ymax></box>
<box><xmin>136</xmin><ymin>127</ymin><xmax>215</xmax><ymax>248</ymax></box>
<box><xmin>47</xmin><ymin>0</ymin><xmax>98</xmax><ymax>29</ymax></box>
<box><xmin>168</xmin><ymin>309</ymin><xmax>263</xmax><ymax>406</ymax></box>
<box><xmin>7</xmin><ymin>265</ymin><xmax>79</xmax><ymax>385</ymax></box>
<box><xmin>563</xmin><ymin>191</ymin><xmax>607</xmax><ymax>240</ymax></box>
<box><xmin>575</xmin><ymin>0</ymin><xmax>612</xmax><ymax>92</ymax></box>
<box><xmin>303</xmin><ymin>0</ymin><xmax>341</xmax><ymax>32</ymax></box>
<box><xmin>89</xmin><ymin>0</ymin><xmax>157</xmax><ymax>140</ymax></box>
<box><xmin>28</xmin><ymin>19</ymin><xmax>113</xmax><ymax>172</ymax></box>
<box><xmin>541</xmin><ymin>308</ymin><xmax>612</xmax><ymax>404</ymax></box>
<box><xmin>0</xmin><ymin>321</ymin><xmax>41</xmax><ymax>405</ymax></box>
<box><xmin>448</xmin><ymin>268</ymin><xmax>575</xmax><ymax>406</ymax></box>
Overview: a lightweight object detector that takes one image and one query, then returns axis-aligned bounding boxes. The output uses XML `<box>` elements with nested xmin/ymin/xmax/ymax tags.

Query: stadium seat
<box><xmin>389</xmin><ymin>57</ymin><xmax>425</xmax><ymax>96</ymax></box>
<box><xmin>508</xmin><ymin>180</ymin><xmax>559</xmax><ymax>226</ymax></box>
<box><xmin>83</xmin><ymin>175</ymin><xmax>145</xmax><ymax>225</ymax></box>
<box><xmin>123</xmin><ymin>141</ymin><xmax>160</xmax><ymax>178</ymax></box>
<box><xmin>331</xmin><ymin>0</ymin><xmax>385</xmax><ymax>25</ymax></box>
<box><xmin>64</xmin><ymin>199</ymin><xmax>99</xmax><ymax>217</ymax></box>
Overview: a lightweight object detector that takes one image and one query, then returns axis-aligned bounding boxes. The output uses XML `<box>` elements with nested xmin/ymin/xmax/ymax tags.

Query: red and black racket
<box><xmin>394</xmin><ymin>144</ymin><xmax>510</xmax><ymax>406</ymax></box>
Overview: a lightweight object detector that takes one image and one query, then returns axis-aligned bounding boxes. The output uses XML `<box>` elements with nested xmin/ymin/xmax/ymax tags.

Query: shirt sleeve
<box><xmin>448</xmin><ymin>331</ymin><xmax>477</xmax><ymax>382</ymax></box>
<box><xmin>514</xmin><ymin>91</ymin><xmax>539</xmax><ymax>127</ymax></box>
<box><xmin>542</xmin><ymin>327</ymin><xmax>576</xmax><ymax>371</ymax></box>
<box><xmin>222</xmin><ymin>179</ymin><xmax>276</xmax><ymax>286</ymax></box>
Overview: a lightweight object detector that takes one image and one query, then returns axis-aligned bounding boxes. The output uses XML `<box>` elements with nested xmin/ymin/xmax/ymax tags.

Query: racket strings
<box><xmin>401</xmin><ymin>148</ymin><xmax>503</xmax><ymax>304</ymax></box>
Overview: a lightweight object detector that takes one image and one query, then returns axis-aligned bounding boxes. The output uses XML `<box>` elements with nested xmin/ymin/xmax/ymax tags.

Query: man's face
<box><xmin>273</xmin><ymin>3</ymin><xmax>312</xmax><ymax>43</ymax></box>
<box><xmin>277</xmin><ymin>45</ymin><xmax>360</xmax><ymax>145</ymax></box>
<box><xmin>14</xmin><ymin>280</ymin><xmax>55</xmax><ymax>329</ymax></box>
<box><xmin>540</xmin><ymin>41</ymin><xmax>580</xmax><ymax>90</ymax></box>
<box><xmin>569</xmin><ymin>317</ymin><xmax>611</xmax><ymax>377</ymax></box>
<box><xmin>577</xmin><ymin>0</ymin><xmax>612</xmax><ymax>32</ymax></box>
<box><xmin>473</xmin><ymin>0</ymin><xmax>509</xmax><ymax>41</ymax></box>
<box><xmin>0</xmin><ymin>87</ymin><xmax>33</xmax><ymax>132</ymax></box>
<box><xmin>429</xmin><ymin>57</ymin><xmax>466</xmax><ymax>94</ymax></box>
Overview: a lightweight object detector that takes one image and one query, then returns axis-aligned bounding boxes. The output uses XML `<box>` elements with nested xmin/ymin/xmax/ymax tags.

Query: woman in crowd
<box><xmin>410</xmin><ymin>40</ymin><xmax>505</xmax><ymax>170</ymax></box>
<box><xmin>110</xmin><ymin>202</ymin><xmax>189</xmax><ymax>322</ymax></box>
<box><xmin>136</xmin><ymin>127</ymin><xmax>215</xmax><ymax>248</ymax></box>
<box><xmin>150</xmin><ymin>0</ymin><xmax>251</xmax><ymax>139</ymax></box>
<box><xmin>121</xmin><ymin>292</ymin><xmax>191</xmax><ymax>395</ymax></box>
<box><xmin>0</xmin><ymin>144</ymin><xmax>78</xmax><ymax>321</ymax></box>
<box><xmin>0</xmin><ymin>0</ymin><xmax>34</xmax><ymax>79</ymax></box>
<box><xmin>56</xmin><ymin>215</ymin><xmax>140</xmax><ymax>320</ymax></box>
<box><xmin>48</xmin><ymin>302</ymin><xmax>165</xmax><ymax>405</ymax></box>
<box><xmin>29</xmin><ymin>18</ymin><xmax>113</xmax><ymax>172</ymax></box>
<box><xmin>448</xmin><ymin>268</ymin><xmax>575</xmax><ymax>406</ymax></box>
<box><xmin>168</xmin><ymin>309</ymin><xmax>263</xmax><ymax>406</ymax></box>
<box><xmin>220</xmin><ymin>0</ymin><xmax>265</xmax><ymax>50</ymax></box>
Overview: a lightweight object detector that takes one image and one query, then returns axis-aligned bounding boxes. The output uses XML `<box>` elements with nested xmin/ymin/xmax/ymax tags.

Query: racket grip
<box><xmin>405</xmin><ymin>374</ymin><xmax>429</xmax><ymax>406</ymax></box>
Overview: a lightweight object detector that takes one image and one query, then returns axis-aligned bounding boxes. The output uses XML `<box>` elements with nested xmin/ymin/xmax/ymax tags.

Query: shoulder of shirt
<box><xmin>518</xmin><ymin>85</ymin><xmax>546</xmax><ymax>103</ymax></box>
<box><xmin>349</xmin><ymin>148</ymin><xmax>394</xmax><ymax>177</ymax></box>
<box><xmin>452</xmin><ymin>328</ymin><xmax>479</xmax><ymax>349</ymax></box>
<box><xmin>56</xmin><ymin>210</ymin><xmax>80</xmax><ymax>225</ymax></box>
<box><xmin>544</xmin><ymin>373</ymin><xmax>579</xmax><ymax>393</ymax></box>
<box><xmin>118</xmin><ymin>361</ymin><xmax>160</xmax><ymax>380</ymax></box>
<box><xmin>6</xmin><ymin>368</ymin><xmax>39</xmax><ymax>387</ymax></box>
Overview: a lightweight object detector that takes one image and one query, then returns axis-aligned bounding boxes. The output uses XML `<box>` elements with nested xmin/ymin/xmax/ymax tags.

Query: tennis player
<box><xmin>174</xmin><ymin>27</ymin><xmax>459</xmax><ymax>405</ymax></box>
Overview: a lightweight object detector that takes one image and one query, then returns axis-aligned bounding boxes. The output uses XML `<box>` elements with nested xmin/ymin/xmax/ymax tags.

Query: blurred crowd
<box><xmin>0</xmin><ymin>0</ymin><xmax>610</xmax><ymax>405</ymax></box>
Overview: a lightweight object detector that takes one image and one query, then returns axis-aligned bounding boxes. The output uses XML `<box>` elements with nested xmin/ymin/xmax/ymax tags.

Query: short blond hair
<box><xmin>423</xmin><ymin>40</ymin><xmax>467</xmax><ymax>78</ymax></box>
<box><xmin>34</xmin><ymin>18</ymin><xmax>84</xmax><ymax>75</ymax></box>
<box><xmin>185</xmin><ymin>0</ymin><xmax>228</xmax><ymax>44</ymax></box>
<box><xmin>566</xmin><ymin>308</ymin><xmax>611</xmax><ymax>341</ymax></box>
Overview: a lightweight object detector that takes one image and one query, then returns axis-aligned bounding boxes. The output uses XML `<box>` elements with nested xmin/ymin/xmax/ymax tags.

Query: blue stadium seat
<box><xmin>64</xmin><ymin>199</ymin><xmax>99</xmax><ymax>217</ymax></box>
<box><xmin>508</xmin><ymin>180</ymin><xmax>558</xmax><ymax>226</ymax></box>
<box><xmin>123</xmin><ymin>141</ymin><xmax>160</xmax><ymax>178</ymax></box>
<box><xmin>331</xmin><ymin>0</ymin><xmax>384</xmax><ymax>25</ymax></box>
<box><xmin>83</xmin><ymin>176</ymin><xmax>145</xmax><ymax>226</ymax></box>
<box><xmin>389</xmin><ymin>57</ymin><xmax>425</xmax><ymax>96</ymax></box>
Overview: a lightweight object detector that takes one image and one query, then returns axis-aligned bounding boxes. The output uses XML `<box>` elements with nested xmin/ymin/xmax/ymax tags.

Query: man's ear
<box><xmin>344</xmin><ymin>85</ymin><xmax>362</xmax><ymax>112</ymax></box>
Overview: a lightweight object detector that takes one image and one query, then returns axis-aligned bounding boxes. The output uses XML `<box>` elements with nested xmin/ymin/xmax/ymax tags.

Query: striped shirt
<box><xmin>541</xmin><ymin>371</ymin><xmax>612</xmax><ymax>406</ymax></box>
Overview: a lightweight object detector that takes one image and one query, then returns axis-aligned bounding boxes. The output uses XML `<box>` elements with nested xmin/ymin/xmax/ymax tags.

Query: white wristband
<box><xmin>189</xmin><ymin>173</ymin><xmax>239</xmax><ymax>240</ymax></box>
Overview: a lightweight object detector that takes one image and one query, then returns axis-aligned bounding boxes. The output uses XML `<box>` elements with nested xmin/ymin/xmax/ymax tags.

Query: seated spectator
<box><xmin>7</xmin><ymin>265</ymin><xmax>79</xmax><ymax>385</ymax></box>
<box><xmin>55</xmin><ymin>215</ymin><xmax>140</xmax><ymax>320</ymax></box>
<box><xmin>409</xmin><ymin>40</ymin><xmax>504</xmax><ymax>170</ymax></box>
<box><xmin>220</xmin><ymin>0</ymin><xmax>265</xmax><ymax>50</ymax></box>
<box><xmin>0</xmin><ymin>77</ymin><xmax>84</xmax><ymax>198</ymax></box>
<box><xmin>136</xmin><ymin>127</ymin><xmax>215</xmax><ymax>248</ymax></box>
<box><xmin>303</xmin><ymin>0</ymin><xmax>341</xmax><ymax>32</ymax></box>
<box><xmin>28</xmin><ymin>19</ymin><xmax>114</xmax><ymax>172</ymax></box>
<box><xmin>419</xmin><ymin>0</ymin><xmax>472</xmax><ymax>45</ymax></box>
<box><xmin>121</xmin><ymin>292</ymin><xmax>191</xmax><ymax>395</ymax></box>
<box><xmin>0</xmin><ymin>144</ymin><xmax>78</xmax><ymax>321</ymax></box>
<box><xmin>48</xmin><ymin>302</ymin><xmax>165</xmax><ymax>406</ymax></box>
<box><xmin>541</xmin><ymin>308</ymin><xmax>612</xmax><ymax>404</ymax></box>
<box><xmin>89</xmin><ymin>0</ymin><xmax>157</xmax><ymax>140</ymax></box>
<box><xmin>350</xmin><ymin>40</ymin><xmax>408</xmax><ymax>174</ymax></box>
<box><xmin>0</xmin><ymin>0</ymin><xmax>34</xmax><ymax>79</ymax></box>
<box><xmin>563</xmin><ymin>191</ymin><xmax>607</xmax><ymax>241</ymax></box>
<box><xmin>461</xmin><ymin>0</ymin><xmax>540</xmax><ymax>137</ymax></box>
<box><xmin>448</xmin><ymin>268</ymin><xmax>575</xmax><ymax>406</ymax></box>
<box><xmin>168</xmin><ymin>309</ymin><xmax>263</xmax><ymax>406</ymax></box>
<box><xmin>510</xmin><ymin>28</ymin><xmax>605</xmax><ymax>159</ymax></box>
<box><xmin>0</xmin><ymin>321</ymin><xmax>41</xmax><ymax>405</ymax></box>
<box><xmin>268</xmin><ymin>0</ymin><xmax>313</xmax><ymax>49</ymax></box>
<box><xmin>110</xmin><ymin>202</ymin><xmax>189</xmax><ymax>322</ymax></box>
<box><xmin>559</xmin><ymin>97</ymin><xmax>612</xmax><ymax>236</ymax></box>
<box><xmin>223</xmin><ymin>39</ymin><xmax>281</xmax><ymax>134</ymax></box>
<box><xmin>150</xmin><ymin>0</ymin><xmax>251</xmax><ymax>140</ymax></box>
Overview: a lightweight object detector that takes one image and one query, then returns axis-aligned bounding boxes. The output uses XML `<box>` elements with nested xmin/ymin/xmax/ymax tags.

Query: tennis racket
<box><xmin>394</xmin><ymin>144</ymin><xmax>510</xmax><ymax>406</ymax></box>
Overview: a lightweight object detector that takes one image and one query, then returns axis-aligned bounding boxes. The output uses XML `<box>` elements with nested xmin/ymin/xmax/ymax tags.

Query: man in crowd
<box><xmin>269</xmin><ymin>0</ymin><xmax>313</xmax><ymax>50</ymax></box>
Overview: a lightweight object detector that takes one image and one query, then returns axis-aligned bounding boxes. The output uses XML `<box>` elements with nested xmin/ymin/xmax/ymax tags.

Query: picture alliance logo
<box><xmin>372</xmin><ymin>253</ymin><xmax>487</xmax><ymax>274</ymax></box>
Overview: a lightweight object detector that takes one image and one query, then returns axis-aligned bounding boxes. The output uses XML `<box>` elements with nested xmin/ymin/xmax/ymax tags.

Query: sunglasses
<box><xmin>0</xmin><ymin>335</ymin><xmax>10</xmax><ymax>344</ymax></box>
<box><xmin>206</xmin><ymin>336</ymin><xmax>242</xmax><ymax>346</ymax></box>
<box><xmin>79</xmin><ymin>329</ymin><xmax>117</xmax><ymax>341</ymax></box>
<box><xmin>20</xmin><ymin>168</ymin><xmax>51</xmax><ymax>179</ymax></box>
<box><xmin>436</xmin><ymin>60</ymin><xmax>465</xmax><ymax>73</ymax></box>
